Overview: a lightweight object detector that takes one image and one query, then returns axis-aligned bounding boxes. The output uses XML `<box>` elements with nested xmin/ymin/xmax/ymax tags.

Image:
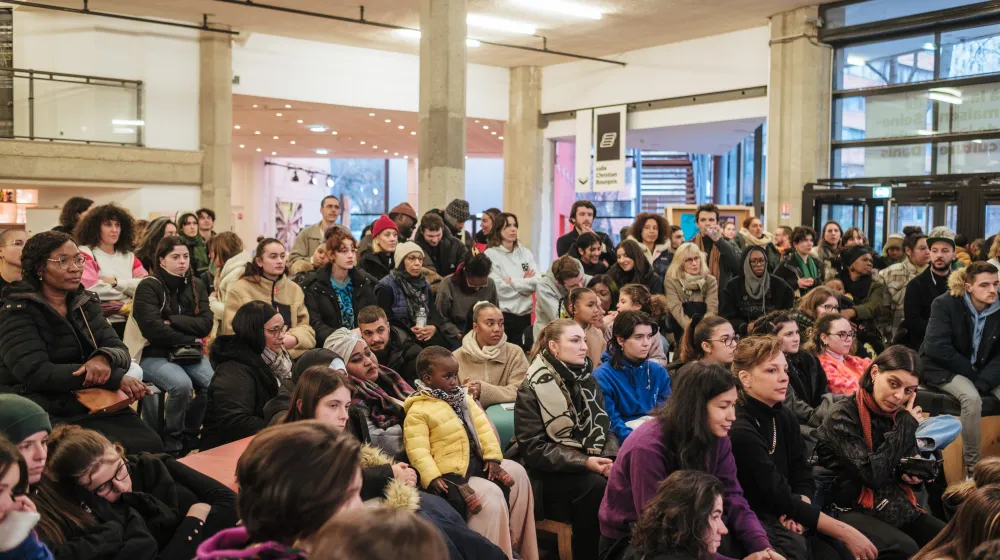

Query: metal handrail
<box><xmin>0</xmin><ymin>67</ymin><xmax>142</xmax><ymax>86</ymax></box>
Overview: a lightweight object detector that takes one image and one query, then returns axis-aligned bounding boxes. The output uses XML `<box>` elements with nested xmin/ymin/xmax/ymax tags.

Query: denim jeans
<box><xmin>915</xmin><ymin>414</ymin><xmax>962</xmax><ymax>453</ymax></box>
<box><xmin>140</xmin><ymin>356</ymin><xmax>214</xmax><ymax>452</ymax></box>
<box><xmin>934</xmin><ymin>374</ymin><xmax>1000</xmax><ymax>472</ymax></box>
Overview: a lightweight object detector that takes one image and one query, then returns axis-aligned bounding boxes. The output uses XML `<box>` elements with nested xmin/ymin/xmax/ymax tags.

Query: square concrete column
<box><xmin>764</xmin><ymin>6</ymin><xmax>832</xmax><ymax>231</ymax></box>
<box><xmin>200</xmin><ymin>33</ymin><xmax>233</xmax><ymax>231</ymax></box>
<box><xmin>503</xmin><ymin>66</ymin><xmax>544</xmax><ymax>251</ymax></box>
<box><xmin>418</xmin><ymin>0</ymin><xmax>467</xmax><ymax>213</ymax></box>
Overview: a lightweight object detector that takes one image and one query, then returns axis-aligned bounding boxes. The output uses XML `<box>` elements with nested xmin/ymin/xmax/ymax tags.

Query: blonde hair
<box><xmin>529</xmin><ymin>318</ymin><xmax>581</xmax><ymax>361</ymax></box>
<box><xmin>666</xmin><ymin>242</ymin><xmax>708</xmax><ymax>282</ymax></box>
<box><xmin>797</xmin><ymin>286</ymin><xmax>838</xmax><ymax>320</ymax></box>
<box><xmin>944</xmin><ymin>457</ymin><xmax>1000</xmax><ymax>506</ymax></box>
<box><xmin>989</xmin><ymin>235</ymin><xmax>1000</xmax><ymax>260</ymax></box>
<box><xmin>731</xmin><ymin>335</ymin><xmax>784</xmax><ymax>378</ymax></box>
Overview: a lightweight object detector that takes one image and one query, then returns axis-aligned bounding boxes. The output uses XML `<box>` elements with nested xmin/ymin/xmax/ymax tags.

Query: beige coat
<box><xmin>453</xmin><ymin>335</ymin><xmax>530</xmax><ymax>408</ymax></box>
<box><xmin>664</xmin><ymin>275</ymin><xmax>719</xmax><ymax>330</ymax></box>
<box><xmin>221</xmin><ymin>274</ymin><xmax>316</xmax><ymax>358</ymax></box>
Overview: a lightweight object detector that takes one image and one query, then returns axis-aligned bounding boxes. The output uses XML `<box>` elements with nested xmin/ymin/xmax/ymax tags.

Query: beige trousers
<box><xmin>466</xmin><ymin>459</ymin><xmax>538</xmax><ymax>560</ymax></box>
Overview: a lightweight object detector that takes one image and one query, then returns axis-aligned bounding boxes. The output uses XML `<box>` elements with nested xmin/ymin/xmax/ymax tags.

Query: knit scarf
<box><xmin>330</xmin><ymin>274</ymin><xmax>355</xmax><ymax>328</ymax></box>
<box><xmin>460</xmin><ymin>329</ymin><xmax>507</xmax><ymax>362</ymax></box>
<box><xmin>416</xmin><ymin>379</ymin><xmax>468</xmax><ymax>417</ymax></box>
<box><xmin>815</xmin><ymin>241</ymin><xmax>841</xmax><ymax>263</ymax></box>
<box><xmin>351</xmin><ymin>366</ymin><xmax>414</xmax><ymax>430</ymax></box>
<box><xmin>739</xmin><ymin>228</ymin><xmax>773</xmax><ymax>248</ymax></box>
<box><xmin>692</xmin><ymin>232</ymin><xmax>722</xmax><ymax>279</ymax></box>
<box><xmin>793</xmin><ymin>253</ymin><xmax>820</xmax><ymax>282</ymax></box>
<box><xmin>524</xmin><ymin>349</ymin><xmax>610</xmax><ymax>455</ymax></box>
<box><xmin>743</xmin><ymin>247</ymin><xmax>770</xmax><ymax>301</ymax></box>
<box><xmin>855</xmin><ymin>388</ymin><xmax>918</xmax><ymax>510</ymax></box>
<box><xmin>389</xmin><ymin>268</ymin><xmax>429</xmax><ymax>325</ymax></box>
<box><xmin>261</xmin><ymin>347</ymin><xmax>293</xmax><ymax>381</ymax></box>
<box><xmin>680</xmin><ymin>272</ymin><xmax>707</xmax><ymax>295</ymax></box>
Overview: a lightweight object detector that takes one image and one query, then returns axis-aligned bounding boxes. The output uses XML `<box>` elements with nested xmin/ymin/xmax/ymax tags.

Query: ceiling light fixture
<box><xmin>404</xmin><ymin>155</ymin><xmax>409</xmax><ymax>159</ymax></box>
<box><xmin>385</xmin><ymin>119</ymin><xmax>392</xmax><ymax>123</ymax></box>
<box><xmin>111</xmin><ymin>119</ymin><xmax>145</xmax><ymax>126</ymax></box>
<box><xmin>483</xmin><ymin>125</ymin><xmax>489</xmax><ymax>130</ymax></box>
<box><xmin>234</xmin><ymin>125</ymin><xmax>241</xmax><ymax>129</ymax></box>
<box><xmin>467</xmin><ymin>14</ymin><xmax>537</xmax><ymax>35</ymax></box>
<box><xmin>297</xmin><ymin>119</ymin><xmax>304</xmax><ymax>124</ymax></box>
<box><xmin>369</xmin><ymin>113</ymin><xmax>376</xmax><ymax>117</ymax></box>
<box><xmin>310</xmin><ymin>175</ymin><xmax>317</xmax><ymax>185</ymax></box>
<box><xmin>360</xmin><ymin>140</ymin><xmax>366</xmax><ymax>145</ymax></box>
<box><xmin>273</xmin><ymin>135</ymin><xmax>279</xmax><ymax>139</ymax></box>
<box><xmin>255</xmin><ymin>131</ymin><xmax>261</xmax><ymax>135</ymax></box>
<box><xmin>271</xmin><ymin>151</ymin><xmax>277</xmax><ymax>155</ymax></box>
<box><xmin>309</xmin><ymin>126</ymin><xmax>327</xmax><ymax>132</ymax></box>
<box><xmin>410</xmin><ymin>131</ymin><xmax>416</xmax><ymax>135</ymax></box>
<box><xmin>292</xmin><ymin>170</ymin><xmax>300</xmax><ymax>182</ymax></box>
<box><xmin>256</xmin><ymin>148</ymin><xmax>262</xmax><ymax>152</ymax></box>
<box><xmin>394</xmin><ymin>152</ymin><xmax>399</xmax><ymax>156</ymax></box>
<box><xmin>239</xmin><ymin>144</ymin><xmax>245</xmax><ymax>148</ymax></box>
<box><xmin>491</xmin><ymin>131</ymin><xmax>497</xmax><ymax>135</ymax></box>
<box><xmin>326</xmin><ymin>177</ymin><xmax>334</xmax><ymax>188</ymax></box>
<box><xmin>384</xmin><ymin>149</ymin><xmax>389</xmax><ymax>153</ymax></box>
<box><xmin>331</xmin><ymin>131</ymin><xmax>338</xmax><ymax>135</ymax></box>
<box><xmin>276</xmin><ymin>112</ymin><xmax>282</xmax><ymax>116</ymax></box>
<box><xmin>373</xmin><ymin>145</ymin><xmax>378</xmax><ymax>149</ymax></box>
<box><xmin>290</xmin><ymin>140</ymin><xmax>296</xmax><ymax>145</ymax></box>
<box><xmin>509</xmin><ymin>0</ymin><xmax>603</xmax><ymax>20</ymax></box>
<box><xmin>499</xmin><ymin>136</ymin><xmax>504</xmax><ymax>140</ymax></box>
<box><xmin>398</xmin><ymin>125</ymin><xmax>405</xmax><ymax>130</ymax></box>
<box><xmin>252</xmin><ymin>104</ymin><xmax>258</xmax><ymax>108</ymax></box>
<box><xmin>284</xmin><ymin>104</ymin><xmax>292</xmax><ymax>108</ymax></box>
<box><xmin>316</xmin><ymin>148</ymin><xmax>329</xmax><ymax>155</ymax></box>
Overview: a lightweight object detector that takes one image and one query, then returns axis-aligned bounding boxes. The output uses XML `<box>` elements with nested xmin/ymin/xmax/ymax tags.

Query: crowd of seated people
<box><xmin>5</xmin><ymin>196</ymin><xmax>1000</xmax><ymax>559</ymax></box>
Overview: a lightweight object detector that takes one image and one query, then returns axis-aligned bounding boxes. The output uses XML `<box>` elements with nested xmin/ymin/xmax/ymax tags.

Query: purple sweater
<box><xmin>598</xmin><ymin>420</ymin><xmax>770</xmax><ymax>560</ymax></box>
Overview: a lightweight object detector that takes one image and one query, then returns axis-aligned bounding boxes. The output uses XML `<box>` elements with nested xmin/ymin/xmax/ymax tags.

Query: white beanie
<box><xmin>394</xmin><ymin>241</ymin><xmax>424</xmax><ymax>269</ymax></box>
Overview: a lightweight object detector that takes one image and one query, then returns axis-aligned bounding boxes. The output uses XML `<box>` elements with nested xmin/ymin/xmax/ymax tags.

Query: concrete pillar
<box><xmin>417</xmin><ymin>0</ymin><xmax>467</xmax><ymax>214</ymax></box>
<box><xmin>199</xmin><ymin>33</ymin><xmax>233</xmax><ymax>232</ymax></box>
<box><xmin>764</xmin><ymin>5</ymin><xmax>832</xmax><ymax>231</ymax></box>
<box><xmin>407</xmin><ymin>157</ymin><xmax>420</xmax><ymax>209</ymax></box>
<box><xmin>503</xmin><ymin>66</ymin><xmax>544</xmax><ymax>253</ymax></box>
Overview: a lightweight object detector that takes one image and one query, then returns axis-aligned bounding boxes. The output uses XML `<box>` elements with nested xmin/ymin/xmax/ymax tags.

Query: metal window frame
<box><xmin>820</xmin><ymin>1</ymin><xmax>1000</xmax><ymax>45</ymax></box>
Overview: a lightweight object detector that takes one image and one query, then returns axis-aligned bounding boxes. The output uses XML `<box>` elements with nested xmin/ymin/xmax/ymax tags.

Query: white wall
<box><xmin>12</xmin><ymin>9</ymin><xmax>201</xmax><ymax>151</ymax></box>
<box><xmin>541</xmin><ymin>26</ymin><xmax>770</xmax><ymax>114</ymax></box>
<box><xmin>233</xmin><ymin>33</ymin><xmax>510</xmax><ymax>121</ymax></box>
<box><xmin>26</xmin><ymin>184</ymin><xmax>202</xmax><ymax>219</ymax></box>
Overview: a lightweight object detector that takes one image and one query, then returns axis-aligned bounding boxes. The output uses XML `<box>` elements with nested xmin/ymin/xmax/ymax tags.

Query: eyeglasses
<box><xmin>748</xmin><ymin>258</ymin><xmax>767</xmax><ymax>266</ymax></box>
<box><xmin>93</xmin><ymin>459</ymin><xmax>128</xmax><ymax>496</ymax></box>
<box><xmin>819</xmin><ymin>304</ymin><xmax>840</xmax><ymax>313</ymax></box>
<box><xmin>404</xmin><ymin>254</ymin><xmax>424</xmax><ymax>263</ymax></box>
<box><xmin>47</xmin><ymin>254</ymin><xmax>87</xmax><ymax>270</ymax></box>
<box><xmin>2</xmin><ymin>240</ymin><xmax>24</xmax><ymax>248</ymax></box>
<box><xmin>684</xmin><ymin>256</ymin><xmax>701</xmax><ymax>264</ymax></box>
<box><xmin>708</xmin><ymin>334</ymin><xmax>740</xmax><ymax>347</ymax></box>
<box><xmin>829</xmin><ymin>331</ymin><xmax>856</xmax><ymax>341</ymax></box>
<box><xmin>265</xmin><ymin>325</ymin><xmax>287</xmax><ymax>337</ymax></box>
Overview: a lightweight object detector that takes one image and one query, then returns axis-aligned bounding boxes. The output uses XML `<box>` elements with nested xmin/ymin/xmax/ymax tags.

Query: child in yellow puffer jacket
<box><xmin>403</xmin><ymin>346</ymin><xmax>513</xmax><ymax>519</ymax></box>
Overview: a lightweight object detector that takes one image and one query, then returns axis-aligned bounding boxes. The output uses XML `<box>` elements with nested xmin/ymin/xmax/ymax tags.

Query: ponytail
<box><xmin>679</xmin><ymin>314</ymin><xmax>729</xmax><ymax>362</ymax></box>
<box><xmin>620</xmin><ymin>283</ymin><xmax>668</xmax><ymax>322</ymax></box>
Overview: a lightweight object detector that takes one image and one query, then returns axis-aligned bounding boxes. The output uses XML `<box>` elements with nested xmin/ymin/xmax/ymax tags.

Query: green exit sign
<box><xmin>873</xmin><ymin>186</ymin><xmax>893</xmax><ymax>199</ymax></box>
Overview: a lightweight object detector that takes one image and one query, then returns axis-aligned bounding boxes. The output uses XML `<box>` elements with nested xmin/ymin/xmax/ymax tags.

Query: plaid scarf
<box><xmin>350</xmin><ymin>366</ymin><xmax>414</xmax><ymax>430</ymax></box>
<box><xmin>692</xmin><ymin>232</ymin><xmax>722</xmax><ymax>279</ymax></box>
<box><xmin>856</xmin><ymin>388</ymin><xmax>918</xmax><ymax>510</ymax></box>
<box><xmin>416</xmin><ymin>380</ymin><xmax>468</xmax><ymax>417</ymax></box>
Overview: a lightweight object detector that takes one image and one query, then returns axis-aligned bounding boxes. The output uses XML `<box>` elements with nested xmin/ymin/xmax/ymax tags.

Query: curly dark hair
<box><xmin>21</xmin><ymin>231</ymin><xmax>76</xmax><ymax>290</ymax></box>
<box><xmin>57</xmin><ymin>197</ymin><xmax>93</xmax><ymax>233</ymax></box>
<box><xmin>630</xmin><ymin>470</ymin><xmax>724</xmax><ymax>559</ymax></box>
<box><xmin>152</xmin><ymin>235</ymin><xmax>200</xmax><ymax>317</ymax></box>
<box><xmin>628</xmin><ymin>213</ymin><xmax>670</xmax><ymax>246</ymax></box>
<box><xmin>74</xmin><ymin>203</ymin><xmax>135</xmax><ymax>253</ymax></box>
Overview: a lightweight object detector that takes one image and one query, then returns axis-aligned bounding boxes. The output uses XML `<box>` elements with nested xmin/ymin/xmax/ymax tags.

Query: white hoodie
<box><xmin>485</xmin><ymin>244</ymin><xmax>538</xmax><ymax>317</ymax></box>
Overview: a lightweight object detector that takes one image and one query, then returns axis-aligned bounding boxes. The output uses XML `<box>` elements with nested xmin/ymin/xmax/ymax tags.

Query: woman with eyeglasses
<box><xmin>0</xmin><ymin>229</ymin><xmax>26</xmax><ymax>295</ymax></box>
<box><xmin>664</xmin><ymin>242</ymin><xmax>719</xmax><ymax>342</ymax></box>
<box><xmin>43</xmin><ymin>424</ymin><xmax>237</xmax><ymax>559</ymax></box>
<box><xmin>678</xmin><ymin>314</ymin><xmax>738</xmax><ymax>367</ymax></box>
<box><xmin>376</xmin><ymin>242</ymin><xmax>461</xmax><ymax>350</ymax></box>
<box><xmin>201</xmin><ymin>301</ymin><xmax>294</xmax><ymax>450</ymax></box>
<box><xmin>806</xmin><ymin>314</ymin><xmax>870</xmax><ymax>395</ymax></box>
<box><xmin>788</xmin><ymin>286</ymin><xmax>842</xmax><ymax>341</ymax></box>
<box><xmin>0</xmin><ymin>231</ymin><xmax>160</xmax><ymax>454</ymax></box>
<box><xmin>301</xmin><ymin>228</ymin><xmax>379</xmax><ymax>346</ymax></box>
<box><xmin>816</xmin><ymin>346</ymin><xmax>946</xmax><ymax>559</ymax></box>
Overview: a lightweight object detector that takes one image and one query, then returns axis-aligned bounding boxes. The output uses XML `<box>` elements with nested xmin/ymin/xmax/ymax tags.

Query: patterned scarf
<box><xmin>330</xmin><ymin>275</ymin><xmax>355</xmax><ymax>328</ymax></box>
<box><xmin>389</xmin><ymin>268</ymin><xmax>429</xmax><ymax>325</ymax></box>
<box><xmin>261</xmin><ymin>347</ymin><xmax>293</xmax><ymax>381</ymax></box>
<box><xmin>416</xmin><ymin>379</ymin><xmax>468</xmax><ymax>417</ymax></box>
<box><xmin>524</xmin><ymin>349</ymin><xmax>610</xmax><ymax>455</ymax></box>
<box><xmin>855</xmin><ymin>388</ymin><xmax>918</xmax><ymax>510</ymax></box>
<box><xmin>692</xmin><ymin>232</ymin><xmax>722</xmax><ymax>279</ymax></box>
<box><xmin>350</xmin><ymin>366</ymin><xmax>414</xmax><ymax>430</ymax></box>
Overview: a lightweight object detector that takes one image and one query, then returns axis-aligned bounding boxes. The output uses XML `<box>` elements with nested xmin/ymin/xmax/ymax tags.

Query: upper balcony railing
<box><xmin>0</xmin><ymin>67</ymin><xmax>144</xmax><ymax>147</ymax></box>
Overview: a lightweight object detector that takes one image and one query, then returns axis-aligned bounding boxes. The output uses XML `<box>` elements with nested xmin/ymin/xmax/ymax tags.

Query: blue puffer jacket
<box><xmin>592</xmin><ymin>350</ymin><xmax>672</xmax><ymax>441</ymax></box>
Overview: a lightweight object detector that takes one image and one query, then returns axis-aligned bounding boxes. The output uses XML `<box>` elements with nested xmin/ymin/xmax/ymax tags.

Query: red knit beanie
<box><xmin>372</xmin><ymin>215</ymin><xmax>399</xmax><ymax>238</ymax></box>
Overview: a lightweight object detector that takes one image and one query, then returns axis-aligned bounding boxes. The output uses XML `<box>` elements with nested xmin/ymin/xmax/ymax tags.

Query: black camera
<box><xmin>898</xmin><ymin>456</ymin><xmax>940</xmax><ymax>481</ymax></box>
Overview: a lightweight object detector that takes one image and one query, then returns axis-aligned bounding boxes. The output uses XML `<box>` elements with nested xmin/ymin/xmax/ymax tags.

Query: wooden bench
<box><xmin>536</xmin><ymin>519</ymin><xmax>572</xmax><ymax>560</ymax></box>
<box><xmin>177</xmin><ymin>437</ymin><xmax>254</xmax><ymax>492</ymax></box>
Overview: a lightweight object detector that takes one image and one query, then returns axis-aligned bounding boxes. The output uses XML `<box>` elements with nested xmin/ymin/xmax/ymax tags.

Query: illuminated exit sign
<box><xmin>873</xmin><ymin>186</ymin><xmax>893</xmax><ymax>199</ymax></box>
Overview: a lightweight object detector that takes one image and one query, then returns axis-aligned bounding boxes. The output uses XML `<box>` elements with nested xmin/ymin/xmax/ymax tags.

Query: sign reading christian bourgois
<box><xmin>593</xmin><ymin>105</ymin><xmax>626</xmax><ymax>192</ymax></box>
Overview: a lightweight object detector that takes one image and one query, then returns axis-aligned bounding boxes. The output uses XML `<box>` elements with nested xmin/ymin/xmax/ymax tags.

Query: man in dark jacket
<box><xmin>357</xmin><ymin>305</ymin><xmax>421</xmax><ymax>385</ymax></box>
<box><xmin>415</xmin><ymin>212</ymin><xmax>468</xmax><ymax>277</ymax></box>
<box><xmin>901</xmin><ymin>235</ymin><xmax>956</xmax><ymax>350</ymax></box>
<box><xmin>300</xmin><ymin>264</ymin><xmax>379</xmax><ymax>347</ymax></box>
<box><xmin>921</xmin><ymin>261</ymin><xmax>1000</xmax><ymax>475</ymax></box>
<box><xmin>689</xmin><ymin>203</ymin><xmax>742</xmax><ymax>293</ymax></box>
<box><xmin>555</xmin><ymin>200</ymin><xmax>615</xmax><ymax>268</ymax></box>
<box><xmin>720</xmin><ymin>246</ymin><xmax>794</xmax><ymax>335</ymax></box>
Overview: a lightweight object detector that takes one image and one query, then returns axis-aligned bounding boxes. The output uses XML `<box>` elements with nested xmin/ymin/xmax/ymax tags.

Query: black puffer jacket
<box><xmin>0</xmin><ymin>282</ymin><xmax>132</xmax><ymax>419</ymax></box>
<box><xmin>359</xmin><ymin>251</ymin><xmax>394</xmax><ymax>281</ymax></box>
<box><xmin>815</xmin><ymin>394</ymin><xmax>922</xmax><ymax>528</ymax></box>
<box><xmin>132</xmin><ymin>272</ymin><xmax>212</xmax><ymax>359</ymax></box>
<box><xmin>45</xmin><ymin>483</ymin><xmax>158</xmax><ymax>560</ymax></box>
<box><xmin>720</xmin><ymin>247</ymin><xmax>795</xmax><ymax>335</ymax></box>
<box><xmin>372</xmin><ymin>324</ymin><xmax>423</xmax><ymax>385</ymax></box>
<box><xmin>608</xmin><ymin>264</ymin><xmax>664</xmax><ymax>295</ymax></box>
<box><xmin>201</xmin><ymin>336</ymin><xmax>281</xmax><ymax>450</ymax></box>
<box><xmin>415</xmin><ymin>227</ymin><xmax>469</xmax><ymax>277</ymax></box>
<box><xmin>300</xmin><ymin>264</ymin><xmax>379</xmax><ymax>346</ymax></box>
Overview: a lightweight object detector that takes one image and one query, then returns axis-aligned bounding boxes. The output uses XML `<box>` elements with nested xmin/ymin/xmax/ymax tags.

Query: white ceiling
<box><xmin>233</xmin><ymin>94</ymin><xmax>506</xmax><ymax>158</ymax></box>
<box><xmin>25</xmin><ymin>0</ymin><xmax>837</xmax><ymax>67</ymax></box>
<box><xmin>626</xmin><ymin>117</ymin><xmax>766</xmax><ymax>155</ymax></box>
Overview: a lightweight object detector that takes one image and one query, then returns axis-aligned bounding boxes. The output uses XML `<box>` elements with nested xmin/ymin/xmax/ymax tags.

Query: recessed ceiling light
<box><xmin>483</xmin><ymin>125</ymin><xmax>489</xmax><ymax>130</ymax></box>
<box><xmin>360</xmin><ymin>140</ymin><xmax>366</xmax><ymax>145</ymax></box>
<box><xmin>385</xmin><ymin>119</ymin><xmax>392</xmax><ymax>123</ymax></box>
<box><xmin>466</xmin><ymin>39</ymin><xmax>481</xmax><ymax>48</ymax></box>
<box><xmin>309</xmin><ymin>126</ymin><xmax>327</xmax><ymax>133</ymax></box>
<box><xmin>255</xmin><ymin>131</ymin><xmax>261</xmax><ymax>135</ymax></box>
<box><xmin>410</xmin><ymin>131</ymin><xmax>416</xmax><ymax>135</ymax></box>
<box><xmin>394</xmin><ymin>152</ymin><xmax>399</xmax><ymax>156</ymax></box>
<box><xmin>499</xmin><ymin>136</ymin><xmax>504</xmax><ymax>140</ymax></box>
<box><xmin>373</xmin><ymin>145</ymin><xmax>378</xmax><ymax>149</ymax></box>
<box><xmin>316</xmin><ymin>149</ymin><xmax>329</xmax><ymax>155</ymax></box>
<box><xmin>297</xmin><ymin>119</ymin><xmax>304</xmax><ymax>124</ymax></box>
<box><xmin>276</xmin><ymin>112</ymin><xmax>282</xmax><ymax>116</ymax></box>
<box><xmin>404</xmin><ymin>155</ymin><xmax>409</xmax><ymax>159</ymax></box>
<box><xmin>234</xmin><ymin>125</ymin><xmax>241</xmax><ymax>129</ymax></box>
<box><xmin>290</xmin><ymin>140</ymin><xmax>296</xmax><ymax>145</ymax></box>
<box><xmin>369</xmin><ymin>113</ymin><xmax>376</xmax><ymax>117</ymax></box>
<box><xmin>284</xmin><ymin>104</ymin><xmax>292</xmax><ymax>108</ymax></box>
<box><xmin>509</xmin><ymin>0</ymin><xmax>603</xmax><ymax>20</ymax></box>
<box><xmin>384</xmin><ymin>149</ymin><xmax>389</xmax><ymax>153</ymax></box>
<box><xmin>474</xmin><ymin>120</ymin><xmax>480</xmax><ymax>123</ymax></box>
<box><xmin>252</xmin><ymin>104</ymin><xmax>258</xmax><ymax>108</ymax></box>
<box><xmin>273</xmin><ymin>135</ymin><xmax>279</xmax><ymax>139</ymax></box>
<box><xmin>239</xmin><ymin>144</ymin><xmax>245</xmax><ymax>148</ymax></box>
<box><xmin>331</xmin><ymin>131</ymin><xmax>338</xmax><ymax>135</ymax></box>
<box><xmin>272</xmin><ymin>151</ymin><xmax>277</xmax><ymax>155</ymax></box>
<box><xmin>256</xmin><ymin>148</ymin><xmax>262</xmax><ymax>152</ymax></box>
<box><xmin>398</xmin><ymin>125</ymin><xmax>405</xmax><ymax>130</ymax></box>
<box><xmin>467</xmin><ymin>14</ymin><xmax>536</xmax><ymax>35</ymax></box>
<box><xmin>491</xmin><ymin>131</ymin><xmax>497</xmax><ymax>135</ymax></box>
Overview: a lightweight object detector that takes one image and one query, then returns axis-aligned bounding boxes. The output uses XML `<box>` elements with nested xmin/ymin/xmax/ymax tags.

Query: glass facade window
<box><xmin>836</xmin><ymin>35</ymin><xmax>935</xmax><ymax>90</ymax></box>
<box><xmin>940</xmin><ymin>23</ymin><xmax>1000</xmax><ymax>79</ymax></box>
<box><xmin>824</xmin><ymin>0</ymin><xmax>985</xmax><ymax>31</ymax></box>
<box><xmin>936</xmin><ymin>138</ymin><xmax>1000</xmax><ymax>174</ymax></box>
<box><xmin>833</xmin><ymin>143</ymin><xmax>933</xmax><ymax>178</ymax></box>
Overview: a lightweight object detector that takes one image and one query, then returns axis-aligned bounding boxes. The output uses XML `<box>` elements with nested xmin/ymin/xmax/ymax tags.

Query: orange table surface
<box><xmin>178</xmin><ymin>437</ymin><xmax>254</xmax><ymax>492</ymax></box>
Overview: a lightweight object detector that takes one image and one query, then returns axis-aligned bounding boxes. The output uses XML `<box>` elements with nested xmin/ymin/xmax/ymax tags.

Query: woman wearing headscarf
<box><xmin>738</xmin><ymin>217</ymin><xmax>782</xmax><ymax>273</ymax></box>
<box><xmin>720</xmin><ymin>246</ymin><xmax>795</xmax><ymax>336</ymax></box>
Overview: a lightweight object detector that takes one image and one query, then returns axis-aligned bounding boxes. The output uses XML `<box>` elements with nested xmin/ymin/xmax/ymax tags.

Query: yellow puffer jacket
<box><xmin>402</xmin><ymin>391</ymin><xmax>503</xmax><ymax>488</ymax></box>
